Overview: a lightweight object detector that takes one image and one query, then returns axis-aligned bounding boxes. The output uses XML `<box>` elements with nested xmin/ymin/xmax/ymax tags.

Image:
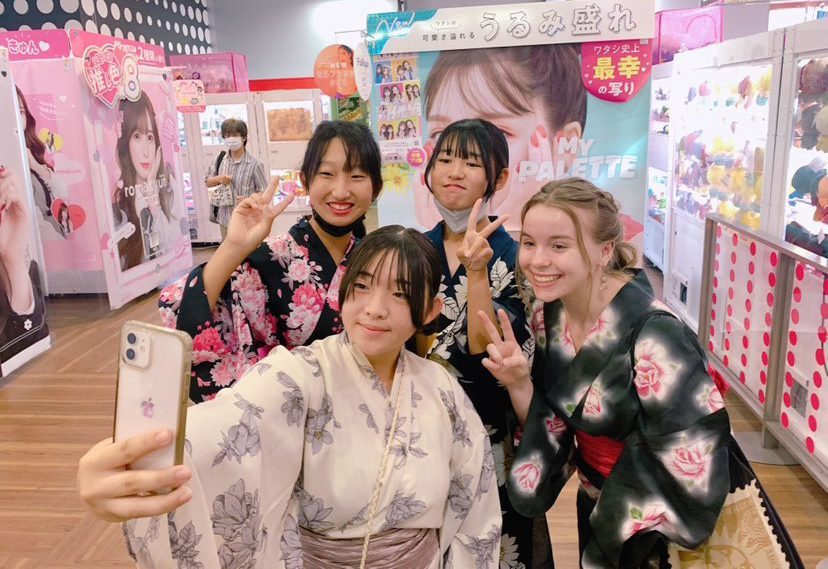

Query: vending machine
<box><xmin>666</xmin><ymin>30</ymin><xmax>785</xmax><ymax>332</ymax></box>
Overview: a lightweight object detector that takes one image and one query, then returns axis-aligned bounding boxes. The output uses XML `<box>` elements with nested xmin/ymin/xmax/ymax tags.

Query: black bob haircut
<box><xmin>339</xmin><ymin>225</ymin><xmax>442</xmax><ymax>333</ymax></box>
<box><xmin>423</xmin><ymin>118</ymin><xmax>509</xmax><ymax>202</ymax></box>
<box><xmin>301</xmin><ymin>120</ymin><xmax>383</xmax><ymax>199</ymax></box>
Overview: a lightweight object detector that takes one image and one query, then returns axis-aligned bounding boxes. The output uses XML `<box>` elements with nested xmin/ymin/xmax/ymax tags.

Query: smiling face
<box><xmin>519</xmin><ymin>204</ymin><xmax>609</xmax><ymax>304</ymax></box>
<box><xmin>340</xmin><ymin>253</ymin><xmax>417</xmax><ymax>370</ymax></box>
<box><xmin>306</xmin><ymin>137</ymin><xmax>374</xmax><ymax>227</ymax></box>
<box><xmin>128</xmin><ymin>110</ymin><xmax>157</xmax><ymax>184</ymax></box>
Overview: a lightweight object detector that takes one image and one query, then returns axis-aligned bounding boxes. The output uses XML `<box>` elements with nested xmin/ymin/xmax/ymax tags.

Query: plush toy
<box><xmin>791</xmin><ymin>158</ymin><xmax>828</xmax><ymax>223</ymax></box>
<box><xmin>815</xmin><ymin>106</ymin><xmax>828</xmax><ymax>153</ymax></box>
<box><xmin>738</xmin><ymin>76</ymin><xmax>754</xmax><ymax>109</ymax></box>
<box><xmin>757</xmin><ymin>70</ymin><xmax>772</xmax><ymax>106</ymax></box>
<box><xmin>738</xmin><ymin>210</ymin><xmax>761</xmax><ymax>230</ymax></box>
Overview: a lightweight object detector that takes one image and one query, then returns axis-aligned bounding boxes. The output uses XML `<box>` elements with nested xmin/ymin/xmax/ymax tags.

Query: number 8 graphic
<box><xmin>122</xmin><ymin>55</ymin><xmax>141</xmax><ymax>102</ymax></box>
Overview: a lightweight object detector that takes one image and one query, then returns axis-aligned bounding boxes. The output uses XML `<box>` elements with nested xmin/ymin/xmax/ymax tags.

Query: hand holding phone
<box><xmin>113</xmin><ymin>321</ymin><xmax>192</xmax><ymax>475</ymax></box>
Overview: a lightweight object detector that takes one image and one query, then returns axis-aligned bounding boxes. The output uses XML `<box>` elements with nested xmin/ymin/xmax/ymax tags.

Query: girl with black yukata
<box><xmin>479</xmin><ymin>178</ymin><xmax>731</xmax><ymax>568</ymax></box>
<box><xmin>421</xmin><ymin>119</ymin><xmax>550</xmax><ymax>567</ymax></box>
<box><xmin>77</xmin><ymin>227</ymin><xmax>502</xmax><ymax>568</ymax></box>
<box><xmin>159</xmin><ymin>121</ymin><xmax>383</xmax><ymax>402</ymax></box>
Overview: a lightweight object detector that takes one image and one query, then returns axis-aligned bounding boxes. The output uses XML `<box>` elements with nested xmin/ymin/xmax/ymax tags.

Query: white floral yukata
<box><xmin>122</xmin><ymin>333</ymin><xmax>502</xmax><ymax>568</ymax></box>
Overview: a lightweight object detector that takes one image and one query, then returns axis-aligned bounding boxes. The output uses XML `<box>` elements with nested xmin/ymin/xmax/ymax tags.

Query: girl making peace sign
<box><xmin>420</xmin><ymin>119</ymin><xmax>550</xmax><ymax>566</ymax></box>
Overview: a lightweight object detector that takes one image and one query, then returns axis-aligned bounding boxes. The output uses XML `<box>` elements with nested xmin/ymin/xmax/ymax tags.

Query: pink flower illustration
<box><xmin>512</xmin><ymin>458</ymin><xmax>542</xmax><ymax>492</ymax></box>
<box><xmin>583</xmin><ymin>386</ymin><xmax>603</xmax><ymax>417</ymax></box>
<box><xmin>287</xmin><ymin>258</ymin><xmax>312</xmax><ymax>283</ymax></box>
<box><xmin>624</xmin><ymin>503</ymin><xmax>671</xmax><ymax>539</ymax></box>
<box><xmin>546</xmin><ymin>415</ymin><xmax>568</xmax><ymax>440</ymax></box>
<box><xmin>193</xmin><ymin>327</ymin><xmax>229</xmax><ymax>364</ymax></box>
<box><xmin>159</xmin><ymin>306</ymin><xmax>177</xmax><ymax>329</ymax></box>
<box><xmin>633</xmin><ymin>339</ymin><xmax>676</xmax><ymax>400</ymax></box>
<box><xmin>210</xmin><ymin>352</ymin><xmax>249</xmax><ymax>388</ymax></box>
<box><xmin>292</xmin><ymin>283</ymin><xmax>324</xmax><ymax>313</ymax></box>
<box><xmin>234</xmin><ymin>267</ymin><xmax>268</xmax><ymax>312</ymax></box>
<box><xmin>530</xmin><ymin>302</ymin><xmax>545</xmax><ymax>335</ymax></box>
<box><xmin>699</xmin><ymin>384</ymin><xmax>725</xmax><ymax>413</ymax></box>
<box><xmin>669</xmin><ymin>442</ymin><xmax>712</xmax><ymax>487</ymax></box>
<box><xmin>267</xmin><ymin>237</ymin><xmax>290</xmax><ymax>261</ymax></box>
<box><xmin>159</xmin><ymin>276</ymin><xmax>185</xmax><ymax>305</ymax></box>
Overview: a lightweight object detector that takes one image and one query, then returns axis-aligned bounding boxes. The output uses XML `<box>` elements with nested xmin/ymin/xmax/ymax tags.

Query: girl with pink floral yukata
<box><xmin>160</xmin><ymin>121</ymin><xmax>383</xmax><ymax>401</ymax></box>
<box><xmin>478</xmin><ymin>178</ymin><xmax>732</xmax><ymax>567</ymax></box>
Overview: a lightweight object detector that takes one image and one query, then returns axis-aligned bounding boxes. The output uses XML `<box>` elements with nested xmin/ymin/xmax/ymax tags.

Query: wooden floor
<box><xmin>0</xmin><ymin>257</ymin><xmax>826</xmax><ymax>568</ymax></box>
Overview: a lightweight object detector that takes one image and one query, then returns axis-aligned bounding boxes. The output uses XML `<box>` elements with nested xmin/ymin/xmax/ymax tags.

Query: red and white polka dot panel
<box><xmin>780</xmin><ymin>261</ymin><xmax>828</xmax><ymax>466</ymax></box>
<box><xmin>708</xmin><ymin>226</ymin><xmax>774</xmax><ymax>409</ymax></box>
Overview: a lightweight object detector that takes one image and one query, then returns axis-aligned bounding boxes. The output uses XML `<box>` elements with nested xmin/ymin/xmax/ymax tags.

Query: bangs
<box><xmin>436</xmin><ymin>129</ymin><xmax>482</xmax><ymax>161</ymax></box>
<box><xmin>132</xmin><ymin>110</ymin><xmax>153</xmax><ymax>135</ymax></box>
<box><xmin>335</xmin><ymin>136</ymin><xmax>366</xmax><ymax>173</ymax></box>
<box><xmin>352</xmin><ymin>246</ymin><xmax>414</xmax><ymax>300</ymax></box>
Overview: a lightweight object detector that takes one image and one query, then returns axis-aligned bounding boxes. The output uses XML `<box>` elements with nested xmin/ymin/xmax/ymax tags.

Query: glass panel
<box><xmin>177</xmin><ymin>112</ymin><xmax>187</xmax><ymax>148</ymax></box>
<box><xmin>647</xmin><ymin>167</ymin><xmax>668</xmax><ymax>224</ymax></box>
<box><xmin>650</xmin><ymin>76</ymin><xmax>670</xmax><ymax>135</ymax></box>
<box><xmin>263</xmin><ymin>100</ymin><xmax>315</xmax><ymax>142</ymax></box>
<box><xmin>672</xmin><ymin>63</ymin><xmax>771</xmax><ymax>230</ymax></box>
<box><xmin>198</xmin><ymin>103</ymin><xmax>249</xmax><ymax>147</ymax></box>
<box><xmin>783</xmin><ymin>56</ymin><xmax>828</xmax><ymax>259</ymax></box>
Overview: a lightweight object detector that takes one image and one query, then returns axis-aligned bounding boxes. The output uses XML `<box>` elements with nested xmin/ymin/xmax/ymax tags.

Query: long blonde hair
<box><xmin>517</xmin><ymin>177</ymin><xmax>638</xmax><ymax>301</ymax></box>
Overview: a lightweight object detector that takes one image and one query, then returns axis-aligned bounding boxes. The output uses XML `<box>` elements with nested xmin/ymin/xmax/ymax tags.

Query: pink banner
<box><xmin>0</xmin><ymin>30</ymin><xmax>72</xmax><ymax>61</ymax></box>
<box><xmin>12</xmin><ymin>59</ymin><xmax>104</xmax><ymax>275</ymax></box>
<box><xmin>581</xmin><ymin>40</ymin><xmax>652</xmax><ymax>103</ymax></box>
<box><xmin>69</xmin><ymin>30</ymin><xmax>166</xmax><ymax>68</ymax></box>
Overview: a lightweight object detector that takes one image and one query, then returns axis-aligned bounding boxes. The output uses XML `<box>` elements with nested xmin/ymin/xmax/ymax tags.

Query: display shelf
<box><xmin>699</xmin><ymin>213</ymin><xmax>828</xmax><ymax>492</ymax></box>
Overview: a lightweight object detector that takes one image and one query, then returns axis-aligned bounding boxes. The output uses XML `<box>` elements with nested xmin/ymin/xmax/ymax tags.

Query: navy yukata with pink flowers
<box><xmin>159</xmin><ymin>218</ymin><xmax>354</xmax><ymax>402</ymax></box>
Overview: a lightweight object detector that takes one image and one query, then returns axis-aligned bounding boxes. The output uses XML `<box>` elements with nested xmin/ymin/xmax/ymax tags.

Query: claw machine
<box><xmin>666</xmin><ymin>30</ymin><xmax>785</xmax><ymax>331</ymax></box>
<box><xmin>645</xmin><ymin>61</ymin><xmax>673</xmax><ymax>272</ymax></box>
<box><xmin>253</xmin><ymin>88</ymin><xmax>326</xmax><ymax>236</ymax></box>
<box><xmin>766</xmin><ymin>18</ymin><xmax>828</xmax><ymax>473</ymax></box>
<box><xmin>185</xmin><ymin>92</ymin><xmax>261</xmax><ymax>243</ymax></box>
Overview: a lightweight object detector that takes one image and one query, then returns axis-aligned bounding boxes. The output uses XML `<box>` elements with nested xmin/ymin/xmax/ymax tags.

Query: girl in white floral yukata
<box><xmin>77</xmin><ymin>226</ymin><xmax>502</xmax><ymax>568</ymax></box>
<box><xmin>159</xmin><ymin>120</ymin><xmax>383</xmax><ymax>402</ymax></box>
<box><xmin>478</xmin><ymin>178</ymin><xmax>731</xmax><ymax>568</ymax></box>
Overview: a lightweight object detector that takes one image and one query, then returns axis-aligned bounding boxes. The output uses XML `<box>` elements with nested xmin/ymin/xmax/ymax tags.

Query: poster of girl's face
<box><xmin>0</xmin><ymin>53</ymin><xmax>50</xmax><ymax>377</ymax></box>
<box><xmin>92</xmin><ymin>69</ymin><xmax>188</xmax><ymax>275</ymax></box>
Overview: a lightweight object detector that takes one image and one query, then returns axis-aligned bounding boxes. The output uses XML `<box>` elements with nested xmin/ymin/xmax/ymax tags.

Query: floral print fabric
<box><xmin>160</xmin><ymin>218</ymin><xmax>353</xmax><ymax>401</ymax></box>
<box><xmin>507</xmin><ymin>270</ymin><xmax>730</xmax><ymax>568</ymax></box>
<box><xmin>424</xmin><ymin>222</ymin><xmax>544</xmax><ymax>568</ymax></box>
<box><xmin>123</xmin><ymin>333</ymin><xmax>502</xmax><ymax>568</ymax></box>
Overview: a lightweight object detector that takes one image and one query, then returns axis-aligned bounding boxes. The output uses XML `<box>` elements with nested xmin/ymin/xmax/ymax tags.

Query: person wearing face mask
<box><xmin>418</xmin><ymin>119</ymin><xmax>549</xmax><ymax>567</ymax></box>
<box><xmin>205</xmin><ymin>119</ymin><xmax>268</xmax><ymax>240</ymax></box>
<box><xmin>161</xmin><ymin>121</ymin><xmax>385</xmax><ymax>402</ymax></box>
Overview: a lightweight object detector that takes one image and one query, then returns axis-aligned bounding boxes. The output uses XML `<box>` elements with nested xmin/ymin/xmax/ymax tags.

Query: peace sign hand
<box><xmin>456</xmin><ymin>199</ymin><xmax>508</xmax><ymax>273</ymax></box>
<box><xmin>478</xmin><ymin>308</ymin><xmax>531</xmax><ymax>389</ymax></box>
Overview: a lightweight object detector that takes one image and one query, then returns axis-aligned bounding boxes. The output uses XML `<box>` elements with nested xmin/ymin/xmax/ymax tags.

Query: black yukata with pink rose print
<box><xmin>508</xmin><ymin>270</ymin><xmax>731</xmax><ymax>568</ymax></box>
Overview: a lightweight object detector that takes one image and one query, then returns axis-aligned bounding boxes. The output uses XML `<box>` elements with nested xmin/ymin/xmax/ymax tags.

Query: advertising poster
<box><xmin>368</xmin><ymin>0</ymin><xmax>655</xmax><ymax>249</ymax></box>
<box><xmin>0</xmin><ymin>48</ymin><xmax>51</xmax><ymax>379</ymax></box>
<box><xmin>2</xmin><ymin>30</ymin><xmax>106</xmax><ymax>293</ymax></box>
<box><xmin>70</xmin><ymin>31</ymin><xmax>193</xmax><ymax>309</ymax></box>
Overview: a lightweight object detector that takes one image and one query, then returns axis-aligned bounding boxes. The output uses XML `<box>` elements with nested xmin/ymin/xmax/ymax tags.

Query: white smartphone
<box><xmin>113</xmin><ymin>321</ymin><xmax>192</xmax><ymax>481</ymax></box>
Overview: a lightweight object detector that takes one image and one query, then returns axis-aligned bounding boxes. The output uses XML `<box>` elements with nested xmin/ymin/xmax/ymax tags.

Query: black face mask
<box><xmin>311</xmin><ymin>208</ymin><xmax>366</xmax><ymax>238</ymax></box>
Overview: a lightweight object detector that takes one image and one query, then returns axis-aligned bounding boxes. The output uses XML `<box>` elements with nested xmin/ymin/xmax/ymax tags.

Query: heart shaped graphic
<box><xmin>82</xmin><ymin>45</ymin><xmax>123</xmax><ymax>108</ymax></box>
<box><xmin>38</xmin><ymin>41</ymin><xmax>50</xmax><ymax>52</ymax></box>
<box><xmin>59</xmin><ymin>95</ymin><xmax>67</xmax><ymax>103</ymax></box>
<box><xmin>51</xmin><ymin>200</ymin><xmax>87</xmax><ymax>232</ymax></box>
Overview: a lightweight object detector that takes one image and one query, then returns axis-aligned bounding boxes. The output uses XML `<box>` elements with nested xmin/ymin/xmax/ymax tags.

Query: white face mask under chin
<box><xmin>434</xmin><ymin>199</ymin><xmax>489</xmax><ymax>234</ymax></box>
<box><xmin>224</xmin><ymin>137</ymin><xmax>243</xmax><ymax>151</ymax></box>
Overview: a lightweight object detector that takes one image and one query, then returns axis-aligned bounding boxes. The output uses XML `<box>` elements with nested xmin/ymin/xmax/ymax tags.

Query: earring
<box><xmin>599</xmin><ymin>270</ymin><xmax>608</xmax><ymax>291</ymax></box>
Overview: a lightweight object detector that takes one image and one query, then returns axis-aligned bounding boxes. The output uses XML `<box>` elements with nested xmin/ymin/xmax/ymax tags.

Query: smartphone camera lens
<box><xmin>126</xmin><ymin>348</ymin><xmax>136</xmax><ymax>360</ymax></box>
<box><xmin>127</xmin><ymin>333</ymin><xmax>137</xmax><ymax>345</ymax></box>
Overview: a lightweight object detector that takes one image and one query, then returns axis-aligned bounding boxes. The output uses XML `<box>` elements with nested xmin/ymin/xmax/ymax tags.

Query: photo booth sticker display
<box><xmin>70</xmin><ymin>31</ymin><xmax>193</xmax><ymax>309</ymax></box>
<box><xmin>1</xmin><ymin>29</ymin><xmax>105</xmax><ymax>290</ymax></box>
<box><xmin>367</xmin><ymin>1</ymin><xmax>654</xmax><ymax>249</ymax></box>
<box><xmin>0</xmin><ymin>48</ymin><xmax>51</xmax><ymax>379</ymax></box>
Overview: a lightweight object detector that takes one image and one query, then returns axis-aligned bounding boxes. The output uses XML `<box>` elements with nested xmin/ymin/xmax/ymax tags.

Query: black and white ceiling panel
<box><xmin>0</xmin><ymin>0</ymin><xmax>213</xmax><ymax>55</ymax></box>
